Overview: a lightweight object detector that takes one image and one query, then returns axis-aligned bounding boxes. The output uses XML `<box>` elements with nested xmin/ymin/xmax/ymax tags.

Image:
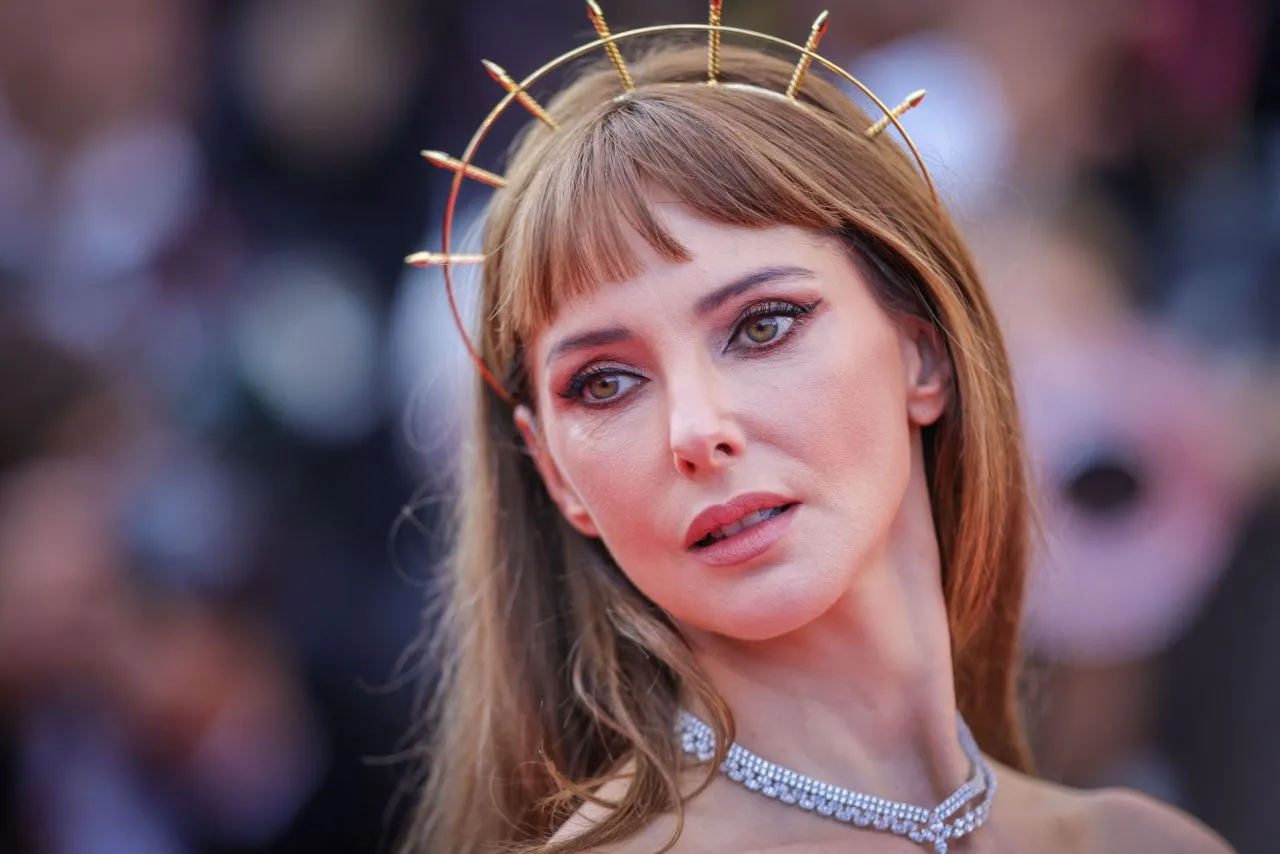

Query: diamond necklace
<box><xmin>677</xmin><ymin>711</ymin><xmax>996</xmax><ymax>853</ymax></box>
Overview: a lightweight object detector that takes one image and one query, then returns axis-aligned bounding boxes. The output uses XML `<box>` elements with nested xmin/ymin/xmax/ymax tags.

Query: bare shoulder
<box><xmin>991</xmin><ymin>762</ymin><xmax>1234</xmax><ymax>854</ymax></box>
<box><xmin>1082</xmin><ymin>787</ymin><xmax>1236</xmax><ymax>854</ymax></box>
<box><xmin>550</xmin><ymin>807</ymin><xmax>691</xmax><ymax>854</ymax></box>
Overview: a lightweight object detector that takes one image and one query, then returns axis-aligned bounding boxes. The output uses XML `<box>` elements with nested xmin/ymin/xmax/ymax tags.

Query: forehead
<box><xmin>538</xmin><ymin>205</ymin><xmax>840</xmax><ymax>324</ymax></box>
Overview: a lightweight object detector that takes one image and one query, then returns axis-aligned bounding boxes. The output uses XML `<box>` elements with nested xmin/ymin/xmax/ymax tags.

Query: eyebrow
<box><xmin>693</xmin><ymin>264</ymin><xmax>814</xmax><ymax>315</ymax></box>
<box><xmin>543</xmin><ymin>265</ymin><xmax>815</xmax><ymax>369</ymax></box>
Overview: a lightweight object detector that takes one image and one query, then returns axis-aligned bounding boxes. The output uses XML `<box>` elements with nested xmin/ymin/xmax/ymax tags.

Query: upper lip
<box><xmin>684</xmin><ymin>491</ymin><xmax>795</xmax><ymax>549</ymax></box>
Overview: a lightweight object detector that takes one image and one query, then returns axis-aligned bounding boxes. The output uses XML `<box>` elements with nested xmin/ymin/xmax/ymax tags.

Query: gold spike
<box><xmin>864</xmin><ymin>89</ymin><xmax>927</xmax><ymax>139</ymax></box>
<box><xmin>482</xmin><ymin>60</ymin><xmax>560</xmax><ymax>129</ymax></box>
<box><xmin>785</xmin><ymin>10</ymin><xmax>829</xmax><ymax>101</ymax></box>
<box><xmin>421</xmin><ymin>150</ymin><xmax>507</xmax><ymax>188</ymax></box>
<box><xmin>405</xmin><ymin>252</ymin><xmax>487</xmax><ymax>268</ymax></box>
<box><xmin>707</xmin><ymin>0</ymin><xmax>724</xmax><ymax>84</ymax></box>
<box><xmin>586</xmin><ymin>0</ymin><xmax>635</xmax><ymax>92</ymax></box>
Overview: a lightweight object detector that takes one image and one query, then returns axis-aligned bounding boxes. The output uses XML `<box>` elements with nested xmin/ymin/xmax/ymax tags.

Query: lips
<box><xmin>694</xmin><ymin>505</ymin><xmax>791</xmax><ymax>547</ymax></box>
<box><xmin>684</xmin><ymin>491</ymin><xmax>797</xmax><ymax>550</ymax></box>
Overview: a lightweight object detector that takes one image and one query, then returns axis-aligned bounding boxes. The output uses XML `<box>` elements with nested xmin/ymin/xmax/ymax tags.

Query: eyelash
<box><xmin>557</xmin><ymin>299</ymin><xmax>820</xmax><ymax>406</ymax></box>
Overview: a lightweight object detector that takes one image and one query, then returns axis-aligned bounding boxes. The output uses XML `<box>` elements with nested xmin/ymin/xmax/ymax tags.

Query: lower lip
<box><xmin>688</xmin><ymin>504</ymin><xmax>798</xmax><ymax>568</ymax></box>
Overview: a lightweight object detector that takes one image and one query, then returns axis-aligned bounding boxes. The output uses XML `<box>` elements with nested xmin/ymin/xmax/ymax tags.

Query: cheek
<box><xmin>779</xmin><ymin>324</ymin><xmax>913</xmax><ymax>525</ymax></box>
<box><xmin>553</xmin><ymin>408</ymin><xmax>673</xmax><ymax>555</ymax></box>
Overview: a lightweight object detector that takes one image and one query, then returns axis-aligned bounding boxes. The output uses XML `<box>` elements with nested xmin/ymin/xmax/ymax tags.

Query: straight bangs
<box><xmin>488</xmin><ymin>84</ymin><xmax>853</xmax><ymax>362</ymax></box>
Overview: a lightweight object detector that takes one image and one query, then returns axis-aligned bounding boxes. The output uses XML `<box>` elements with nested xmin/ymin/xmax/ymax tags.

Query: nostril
<box><xmin>674</xmin><ymin>451</ymin><xmax>697</xmax><ymax>476</ymax></box>
<box><xmin>1060</xmin><ymin>448</ymin><xmax>1147</xmax><ymax>521</ymax></box>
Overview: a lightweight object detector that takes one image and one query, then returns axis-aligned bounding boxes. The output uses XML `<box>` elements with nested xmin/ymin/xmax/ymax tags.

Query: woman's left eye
<box><xmin>738</xmin><ymin>314</ymin><xmax>794</xmax><ymax>345</ymax></box>
<box><xmin>729</xmin><ymin>301</ymin><xmax>814</xmax><ymax>350</ymax></box>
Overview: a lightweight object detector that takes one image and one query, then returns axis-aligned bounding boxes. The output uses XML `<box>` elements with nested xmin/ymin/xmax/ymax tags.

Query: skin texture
<box><xmin>515</xmin><ymin>204</ymin><xmax>1232</xmax><ymax>853</ymax></box>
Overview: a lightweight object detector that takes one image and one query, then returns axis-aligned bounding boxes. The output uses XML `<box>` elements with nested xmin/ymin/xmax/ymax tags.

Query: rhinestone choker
<box><xmin>677</xmin><ymin>711</ymin><xmax>996</xmax><ymax>853</ymax></box>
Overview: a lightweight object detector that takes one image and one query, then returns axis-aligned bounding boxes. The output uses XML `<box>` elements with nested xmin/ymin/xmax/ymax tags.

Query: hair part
<box><xmin>405</xmin><ymin>42</ymin><xmax>1033</xmax><ymax>854</ymax></box>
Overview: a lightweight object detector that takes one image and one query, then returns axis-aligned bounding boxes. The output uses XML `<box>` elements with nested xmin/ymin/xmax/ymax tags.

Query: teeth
<box><xmin>704</xmin><ymin>505</ymin><xmax>784</xmax><ymax>544</ymax></box>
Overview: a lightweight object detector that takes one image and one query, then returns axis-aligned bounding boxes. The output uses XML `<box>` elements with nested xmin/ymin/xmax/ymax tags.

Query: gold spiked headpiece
<box><xmin>408</xmin><ymin>2</ymin><xmax>933</xmax><ymax>405</ymax></box>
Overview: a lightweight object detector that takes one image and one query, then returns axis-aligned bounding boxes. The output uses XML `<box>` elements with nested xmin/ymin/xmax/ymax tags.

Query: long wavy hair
<box><xmin>402</xmin><ymin>42</ymin><xmax>1034</xmax><ymax>854</ymax></box>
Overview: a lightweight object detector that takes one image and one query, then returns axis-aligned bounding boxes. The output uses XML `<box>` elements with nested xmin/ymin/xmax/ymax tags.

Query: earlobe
<box><xmin>513</xmin><ymin>405</ymin><xmax>600</xmax><ymax>538</ymax></box>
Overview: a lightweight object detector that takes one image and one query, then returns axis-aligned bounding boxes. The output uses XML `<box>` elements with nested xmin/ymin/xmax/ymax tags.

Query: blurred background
<box><xmin>0</xmin><ymin>0</ymin><xmax>1276</xmax><ymax>852</ymax></box>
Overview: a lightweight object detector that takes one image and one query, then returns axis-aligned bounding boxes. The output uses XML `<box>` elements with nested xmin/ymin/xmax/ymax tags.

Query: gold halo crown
<box><xmin>407</xmin><ymin>2</ymin><xmax>934</xmax><ymax>406</ymax></box>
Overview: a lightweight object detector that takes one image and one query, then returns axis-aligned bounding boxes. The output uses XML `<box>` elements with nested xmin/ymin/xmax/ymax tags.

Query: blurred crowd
<box><xmin>0</xmin><ymin>0</ymin><xmax>1276</xmax><ymax>853</ymax></box>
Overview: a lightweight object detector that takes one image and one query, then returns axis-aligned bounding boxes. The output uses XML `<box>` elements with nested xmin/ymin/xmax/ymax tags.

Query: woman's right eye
<box><xmin>562</xmin><ymin>370</ymin><xmax>644</xmax><ymax>405</ymax></box>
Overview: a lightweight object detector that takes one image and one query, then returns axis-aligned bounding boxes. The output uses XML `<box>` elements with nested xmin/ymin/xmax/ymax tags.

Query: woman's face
<box><xmin>520</xmin><ymin>205</ymin><xmax>948</xmax><ymax>641</ymax></box>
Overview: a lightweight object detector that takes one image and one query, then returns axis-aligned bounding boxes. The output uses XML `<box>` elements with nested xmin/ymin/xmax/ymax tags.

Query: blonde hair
<box><xmin>403</xmin><ymin>42</ymin><xmax>1033</xmax><ymax>854</ymax></box>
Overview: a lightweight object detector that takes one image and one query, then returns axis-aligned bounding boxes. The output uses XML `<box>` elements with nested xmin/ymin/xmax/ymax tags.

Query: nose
<box><xmin>667</xmin><ymin>362</ymin><xmax>745</xmax><ymax>477</ymax></box>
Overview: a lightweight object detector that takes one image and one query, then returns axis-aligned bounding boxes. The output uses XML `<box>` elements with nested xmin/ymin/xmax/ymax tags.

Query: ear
<box><xmin>898</xmin><ymin>316</ymin><xmax>951</xmax><ymax>427</ymax></box>
<box><xmin>513</xmin><ymin>405</ymin><xmax>600</xmax><ymax>538</ymax></box>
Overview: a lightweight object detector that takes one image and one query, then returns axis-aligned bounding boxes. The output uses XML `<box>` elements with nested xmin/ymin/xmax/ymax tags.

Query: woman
<box><xmin>402</xmin><ymin>38</ymin><xmax>1233</xmax><ymax>854</ymax></box>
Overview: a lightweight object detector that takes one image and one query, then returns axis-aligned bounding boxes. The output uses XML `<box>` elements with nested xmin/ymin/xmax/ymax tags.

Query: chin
<box><xmin>689</xmin><ymin>567</ymin><xmax>850</xmax><ymax>642</ymax></box>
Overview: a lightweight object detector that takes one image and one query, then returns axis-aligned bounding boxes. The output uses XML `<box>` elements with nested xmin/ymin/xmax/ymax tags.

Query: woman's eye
<box><xmin>737</xmin><ymin>314</ymin><xmax>795</xmax><ymax>346</ymax></box>
<box><xmin>579</xmin><ymin>372</ymin><xmax>641</xmax><ymax>403</ymax></box>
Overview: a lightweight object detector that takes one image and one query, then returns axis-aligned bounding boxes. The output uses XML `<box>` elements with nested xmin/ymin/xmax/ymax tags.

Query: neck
<box><xmin>682</xmin><ymin>455</ymin><xmax>970</xmax><ymax>807</ymax></box>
